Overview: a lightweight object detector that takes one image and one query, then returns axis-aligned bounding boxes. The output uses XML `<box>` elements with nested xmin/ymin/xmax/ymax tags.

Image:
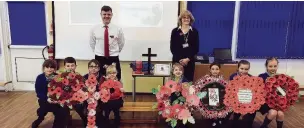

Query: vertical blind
<box><xmin>188</xmin><ymin>1</ymin><xmax>235</xmax><ymax>56</ymax></box>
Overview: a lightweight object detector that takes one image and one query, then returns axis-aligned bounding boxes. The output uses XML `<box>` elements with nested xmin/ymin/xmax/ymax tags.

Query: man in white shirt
<box><xmin>89</xmin><ymin>5</ymin><xmax>125</xmax><ymax>81</ymax></box>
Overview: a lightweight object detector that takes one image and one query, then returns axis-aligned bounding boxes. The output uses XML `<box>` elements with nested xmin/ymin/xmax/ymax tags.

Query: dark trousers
<box><xmin>172</xmin><ymin>59</ymin><xmax>195</xmax><ymax>81</ymax></box>
<box><xmin>74</xmin><ymin>103</ymin><xmax>88</xmax><ymax>127</ymax></box>
<box><xmin>32</xmin><ymin>99</ymin><xmax>68</xmax><ymax>128</ymax></box>
<box><xmin>243</xmin><ymin>112</ymin><xmax>256</xmax><ymax>128</ymax></box>
<box><xmin>226</xmin><ymin>112</ymin><xmax>256</xmax><ymax>128</ymax></box>
<box><xmin>95</xmin><ymin>55</ymin><xmax>121</xmax><ymax>81</ymax></box>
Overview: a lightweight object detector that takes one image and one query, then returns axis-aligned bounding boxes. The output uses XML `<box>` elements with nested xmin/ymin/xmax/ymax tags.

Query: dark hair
<box><xmin>42</xmin><ymin>59</ymin><xmax>57</xmax><ymax>69</ymax></box>
<box><xmin>88</xmin><ymin>59</ymin><xmax>100</xmax><ymax>68</ymax></box>
<box><xmin>101</xmin><ymin>5</ymin><xmax>112</xmax><ymax>12</ymax></box>
<box><xmin>209</xmin><ymin>62</ymin><xmax>221</xmax><ymax>69</ymax></box>
<box><xmin>238</xmin><ymin>60</ymin><xmax>250</xmax><ymax>68</ymax></box>
<box><xmin>64</xmin><ymin>57</ymin><xmax>76</xmax><ymax>65</ymax></box>
<box><xmin>265</xmin><ymin>57</ymin><xmax>279</xmax><ymax>67</ymax></box>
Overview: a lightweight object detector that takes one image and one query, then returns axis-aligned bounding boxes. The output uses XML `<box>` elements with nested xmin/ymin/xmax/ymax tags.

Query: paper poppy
<box><xmin>47</xmin><ymin>72</ymin><xmax>85</xmax><ymax>108</ymax></box>
<box><xmin>152</xmin><ymin>80</ymin><xmax>197</xmax><ymax>128</ymax></box>
<box><xmin>265</xmin><ymin>74</ymin><xmax>299</xmax><ymax>111</ymax></box>
<box><xmin>157</xmin><ymin>102</ymin><xmax>165</xmax><ymax>111</ymax></box>
<box><xmin>224</xmin><ymin>75</ymin><xmax>265</xmax><ymax>115</ymax></box>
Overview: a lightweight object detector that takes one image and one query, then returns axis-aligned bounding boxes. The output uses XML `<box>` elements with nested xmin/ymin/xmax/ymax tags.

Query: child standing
<box><xmin>258</xmin><ymin>57</ymin><xmax>284</xmax><ymax>128</ymax></box>
<box><xmin>31</xmin><ymin>59</ymin><xmax>67</xmax><ymax>128</ymax></box>
<box><xmin>102</xmin><ymin>63</ymin><xmax>124</xmax><ymax>127</ymax></box>
<box><xmin>227</xmin><ymin>60</ymin><xmax>255</xmax><ymax>128</ymax></box>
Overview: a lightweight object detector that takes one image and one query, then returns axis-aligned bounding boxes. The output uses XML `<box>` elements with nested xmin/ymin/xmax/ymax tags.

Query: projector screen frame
<box><xmin>51</xmin><ymin>1</ymin><xmax>181</xmax><ymax>61</ymax></box>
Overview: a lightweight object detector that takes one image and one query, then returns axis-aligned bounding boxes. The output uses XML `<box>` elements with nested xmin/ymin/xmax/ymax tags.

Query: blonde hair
<box><xmin>106</xmin><ymin>64</ymin><xmax>117</xmax><ymax>75</ymax></box>
<box><xmin>178</xmin><ymin>10</ymin><xmax>195</xmax><ymax>26</ymax></box>
<box><xmin>172</xmin><ymin>63</ymin><xmax>184</xmax><ymax>72</ymax></box>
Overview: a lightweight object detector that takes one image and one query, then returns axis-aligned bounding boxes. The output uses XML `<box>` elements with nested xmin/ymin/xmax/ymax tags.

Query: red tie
<box><xmin>104</xmin><ymin>26</ymin><xmax>109</xmax><ymax>57</ymax></box>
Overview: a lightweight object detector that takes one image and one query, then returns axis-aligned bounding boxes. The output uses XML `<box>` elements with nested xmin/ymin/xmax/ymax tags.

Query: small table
<box><xmin>132</xmin><ymin>74</ymin><xmax>170</xmax><ymax>102</ymax></box>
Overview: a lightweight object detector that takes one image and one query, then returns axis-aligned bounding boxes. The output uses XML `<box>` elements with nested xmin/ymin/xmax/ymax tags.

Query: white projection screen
<box><xmin>54</xmin><ymin>1</ymin><xmax>179</xmax><ymax>61</ymax></box>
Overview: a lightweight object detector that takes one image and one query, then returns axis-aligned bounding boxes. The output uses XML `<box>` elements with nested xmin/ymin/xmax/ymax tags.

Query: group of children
<box><xmin>32</xmin><ymin>57</ymin><xmax>123</xmax><ymax>128</ymax></box>
<box><xmin>169</xmin><ymin>57</ymin><xmax>283</xmax><ymax>128</ymax></box>
<box><xmin>32</xmin><ymin>56</ymin><xmax>283</xmax><ymax>128</ymax></box>
<box><xmin>198</xmin><ymin>57</ymin><xmax>283</xmax><ymax>128</ymax></box>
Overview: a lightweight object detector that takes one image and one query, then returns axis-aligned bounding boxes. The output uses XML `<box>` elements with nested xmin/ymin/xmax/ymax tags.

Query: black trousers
<box><xmin>95</xmin><ymin>55</ymin><xmax>121</xmax><ymax>81</ymax></box>
<box><xmin>226</xmin><ymin>112</ymin><xmax>256</xmax><ymax>128</ymax></box>
<box><xmin>172</xmin><ymin>59</ymin><xmax>195</xmax><ymax>81</ymax></box>
<box><xmin>32</xmin><ymin>99</ymin><xmax>68</xmax><ymax>128</ymax></box>
<box><xmin>74</xmin><ymin>102</ymin><xmax>88</xmax><ymax>127</ymax></box>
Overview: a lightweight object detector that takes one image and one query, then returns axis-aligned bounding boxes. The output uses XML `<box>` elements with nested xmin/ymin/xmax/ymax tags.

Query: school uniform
<box><xmin>90</xmin><ymin>23</ymin><xmax>125</xmax><ymax>81</ymax></box>
<box><xmin>100</xmin><ymin>79</ymin><xmax>124</xmax><ymax>126</ymax></box>
<box><xmin>258</xmin><ymin>72</ymin><xmax>272</xmax><ymax>114</ymax></box>
<box><xmin>170</xmin><ymin>26</ymin><xmax>199</xmax><ymax>82</ymax></box>
<box><xmin>32</xmin><ymin>73</ymin><xmax>67</xmax><ymax>128</ymax></box>
<box><xmin>258</xmin><ymin>73</ymin><xmax>283</xmax><ymax>128</ymax></box>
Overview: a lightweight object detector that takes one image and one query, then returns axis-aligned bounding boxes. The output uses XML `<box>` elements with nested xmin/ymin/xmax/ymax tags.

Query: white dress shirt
<box><xmin>90</xmin><ymin>23</ymin><xmax>125</xmax><ymax>56</ymax></box>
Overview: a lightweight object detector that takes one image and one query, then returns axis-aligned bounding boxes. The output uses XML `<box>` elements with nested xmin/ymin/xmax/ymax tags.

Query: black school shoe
<box><xmin>31</xmin><ymin>118</ymin><xmax>43</xmax><ymax>128</ymax></box>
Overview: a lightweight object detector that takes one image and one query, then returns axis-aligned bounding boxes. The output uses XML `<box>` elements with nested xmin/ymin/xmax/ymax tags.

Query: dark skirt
<box><xmin>101</xmin><ymin>98</ymin><xmax>124</xmax><ymax>110</ymax></box>
<box><xmin>259</xmin><ymin>103</ymin><xmax>270</xmax><ymax>115</ymax></box>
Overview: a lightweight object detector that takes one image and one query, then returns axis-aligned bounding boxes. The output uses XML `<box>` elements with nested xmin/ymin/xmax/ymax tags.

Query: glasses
<box><xmin>89</xmin><ymin>66</ymin><xmax>99</xmax><ymax>69</ymax></box>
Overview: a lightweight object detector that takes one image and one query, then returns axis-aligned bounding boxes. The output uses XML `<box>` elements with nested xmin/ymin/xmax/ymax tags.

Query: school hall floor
<box><xmin>0</xmin><ymin>92</ymin><xmax>303</xmax><ymax>128</ymax></box>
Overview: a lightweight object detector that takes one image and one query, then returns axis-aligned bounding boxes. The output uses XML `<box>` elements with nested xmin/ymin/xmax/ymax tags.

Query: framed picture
<box><xmin>154</xmin><ymin>64</ymin><xmax>171</xmax><ymax>75</ymax></box>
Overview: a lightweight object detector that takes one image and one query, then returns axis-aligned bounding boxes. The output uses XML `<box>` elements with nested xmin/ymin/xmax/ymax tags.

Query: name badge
<box><xmin>182</xmin><ymin>43</ymin><xmax>189</xmax><ymax>48</ymax></box>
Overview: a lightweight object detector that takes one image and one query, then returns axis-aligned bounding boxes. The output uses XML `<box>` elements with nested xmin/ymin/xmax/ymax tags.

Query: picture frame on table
<box><xmin>153</xmin><ymin>64</ymin><xmax>171</xmax><ymax>75</ymax></box>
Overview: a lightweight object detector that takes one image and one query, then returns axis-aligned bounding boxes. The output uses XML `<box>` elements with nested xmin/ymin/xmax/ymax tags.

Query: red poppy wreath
<box><xmin>99</xmin><ymin>79</ymin><xmax>124</xmax><ymax>103</ymax></box>
<box><xmin>224</xmin><ymin>75</ymin><xmax>265</xmax><ymax>115</ymax></box>
<box><xmin>195</xmin><ymin>76</ymin><xmax>231</xmax><ymax>119</ymax></box>
<box><xmin>265</xmin><ymin>74</ymin><xmax>299</xmax><ymax>112</ymax></box>
<box><xmin>47</xmin><ymin>72</ymin><xmax>86</xmax><ymax>109</ymax></box>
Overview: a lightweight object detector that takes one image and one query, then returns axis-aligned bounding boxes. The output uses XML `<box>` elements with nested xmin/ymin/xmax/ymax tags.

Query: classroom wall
<box><xmin>0</xmin><ymin>56</ymin><xmax>4</xmax><ymax>90</ymax></box>
<box><xmin>5</xmin><ymin>1</ymin><xmax>303</xmax><ymax>93</ymax></box>
<box><xmin>47</xmin><ymin>1</ymin><xmax>183</xmax><ymax>93</ymax></box>
<box><xmin>0</xmin><ymin>56</ymin><xmax>3</xmax><ymax>82</ymax></box>
<box><xmin>0</xmin><ymin>2</ymin><xmax>6</xmax><ymax>90</ymax></box>
<box><xmin>4</xmin><ymin>2</ymin><xmax>49</xmax><ymax>91</ymax></box>
<box><xmin>50</xmin><ymin>1</ymin><xmax>304</xmax><ymax>93</ymax></box>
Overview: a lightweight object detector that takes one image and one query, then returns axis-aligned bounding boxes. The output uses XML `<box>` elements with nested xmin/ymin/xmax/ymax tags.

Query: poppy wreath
<box><xmin>224</xmin><ymin>75</ymin><xmax>266</xmax><ymax>115</ymax></box>
<box><xmin>195</xmin><ymin>76</ymin><xmax>231</xmax><ymax>119</ymax></box>
<box><xmin>47</xmin><ymin>72</ymin><xmax>86</xmax><ymax>109</ymax></box>
<box><xmin>265</xmin><ymin>74</ymin><xmax>299</xmax><ymax>112</ymax></box>
<box><xmin>99</xmin><ymin>79</ymin><xmax>123</xmax><ymax>103</ymax></box>
<box><xmin>152</xmin><ymin>80</ymin><xmax>200</xmax><ymax>128</ymax></box>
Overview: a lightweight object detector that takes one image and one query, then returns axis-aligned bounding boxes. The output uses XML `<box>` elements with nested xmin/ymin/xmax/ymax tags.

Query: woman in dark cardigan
<box><xmin>170</xmin><ymin>10</ymin><xmax>199</xmax><ymax>82</ymax></box>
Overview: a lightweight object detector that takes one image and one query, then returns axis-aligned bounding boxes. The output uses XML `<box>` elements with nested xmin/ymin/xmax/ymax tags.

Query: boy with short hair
<box><xmin>32</xmin><ymin>59</ymin><xmax>67</xmax><ymax>128</ymax></box>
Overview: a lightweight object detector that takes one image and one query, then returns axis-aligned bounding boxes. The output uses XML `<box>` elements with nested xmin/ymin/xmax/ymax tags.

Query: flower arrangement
<box><xmin>265</xmin><ymin>74</ymin><xmax>299</xmax><ymax>111</ymax></box>
<box><xmin>152</xmin><ymin>80</ymin><xmax>200</xmax><ymax>128</ymax></box>
<box><xmin>47</xmin><ymin>72</ymin><xmax>86</xmax><ymax>108</ymax></box>
<box><xmin>195</xmin><ymin>76</ymin><xmax>231</xmax><ymax>119</ymax></box>
<box><xmin>224</xmin><ymin>75</ymin><xmax>266</xmax><ymax>115</ymax></box>
<box><xmin>99</xmin><ymin>79</ymin><xmax>123</xmax><ymax>102</ymax></box>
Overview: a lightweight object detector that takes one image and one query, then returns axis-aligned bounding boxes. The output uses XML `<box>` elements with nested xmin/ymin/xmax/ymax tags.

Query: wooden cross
<box><xmin>142</xmin><ymin>48</ymin><xmax>157</xmax><ymax>75</ymax></box>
